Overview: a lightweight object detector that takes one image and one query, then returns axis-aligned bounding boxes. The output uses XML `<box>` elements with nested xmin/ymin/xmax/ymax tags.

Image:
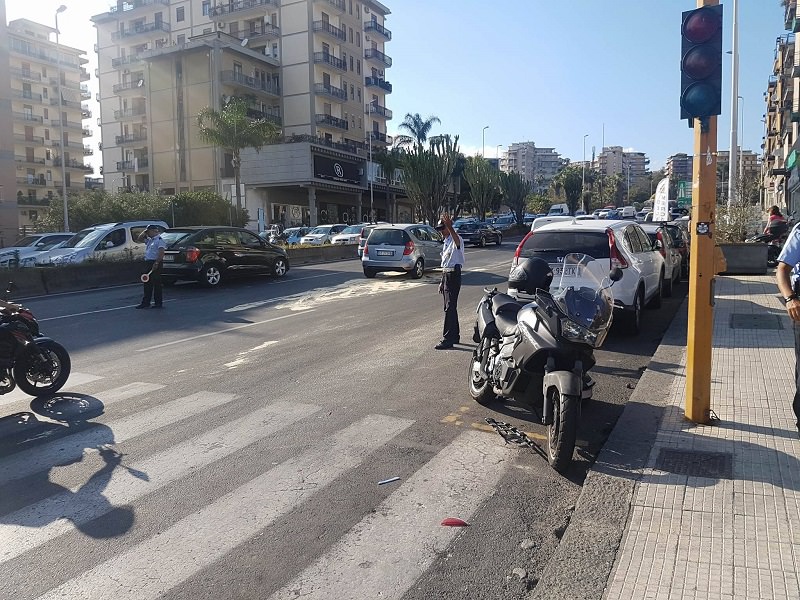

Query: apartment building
<box><xmin>92</xmin><ymin>0</ymin><xmax>405</xmax><ymax>228</ymax></box>
<box><xmin>596</xmin><ymin>146</ymin><xmax>650</xmax><ymax>187</ymax></box>
<box><xmin>499</xmin><ymin>142</ymin><xmax>564</xmax><ymax>195</ymax></box>
<box><xmin>665</xmin><ymin>153</ymin><xmax>693</xmax><ymax>183</ymax></box>
<box><xmin>3</xmin><ymin>15</ymin><xmax>92</xmax><ymax>237</ymax></box>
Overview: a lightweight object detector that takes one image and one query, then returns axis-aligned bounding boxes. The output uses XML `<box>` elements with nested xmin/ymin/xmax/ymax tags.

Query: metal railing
<box><xmin>14</xmin><ymin>133</ymin><xmax>44</xmax><ymax>144</ymax></box>
<box><xmin>116</xmin><ymin>132</ymin><xmax>148</xmax><ymax>145</ymax></box>
<box><xmin>13</xmin><ymin>90</ymin><xmax>43</xmax><ymax>102</ymax></box>
<box><xmin>50</xmin><ymin>119</ymin><xmax>84</xmax><ymax>130</ymax></box>
<box><xmin>15</xmin><ymin>155</ymin><xmax>46</xmax><ymax>165</ymax></box>
<box><xmin>116</xmin><ymin>158</ymin><xmax>149</xmax><ymax>170</ymax></box>
<box><xmin>220</xmin><ymin>70</ymin><xmax>280</xmax><ymax>96</ymax></box>
<box><xmin>112</xmin><ymin>21</ymin><xmax>171</xmax><ymax>40</ymax></box>
<box><xmin>365</xmin><ymin>48</ymin><xmax>392</xmax><ymax>68</ymax></box>
<box><xmin>316</xmin><ymin>0</ymin><xmax>345</xmax><ymax>12</ymax></box>
<box><xmin>313</xmin><ymin>20</ymin><xmax>346</xmax><ymax>41</ymax></box>
<box><xmin>314</xmin><ymin>83</ymin><xmax>347</xmax><ymax>101</ymax></box>
<box><xmin>114</xmin><ymin>107</ymin><xmax>147</xmax><ymax>119</ymax></box>
<box><xmin>54</xmin><ymin>158</ymin><xmax>93</xmax><ymax>171</ymax></box>
<box><xmin>9</xmin><ymin>67</ymin><xmax>42</xmax><ymax>81</ymax></box>
<box><xmin>240</xmin><ymin>23</ymin><xmax>280</xmax><ymax>41</ymax></box>
<box><xmin>113</xmin><ymin>80</ymin><xmax>146</xmax><ymax>93</ymax></box>
<box><xmin>313</xmin><ymin>52</ymin><xmax>346</xmax><ymax>70</ymax></box>
<box><xmin>365</xmin><ymin>76</ymin><xmax>392</xmax><ymax>93</ymax></box>
<box><xmin>315</xmin><ymin>114</ymin><xmax>349</xmax><ymax>130</ymax></box>
<box><xmin>109</xmin><ymin>0</ymin><xmax>170</xmax><ymax>13</ymax></box>
<box><xmin>208</xmin><ymin>0</ymin><xmax>278</xmax><ymax>17</ymax></box>
<box><xmin>364</xmin><ymin>21</ymin><xmax>392</xmax><ymax>40</ymax></box>
<box><xmin>16</xmin><ymin>176</ymin><xmax>48</xmax><ymax>186</ymax></box>
<box><xmin>14</xmin><ymin>112</ymin><xmax>43</xmax><ymax>123</ymax></box>
<box><xmin>112</xmin><ymin>55</ymin><xmax>142</xmax><ymax>68</ymax></box>
<box><xmin>368</xmin><ymin>103</ymin><xmax>393</xmax><ymax>119</ymax></box>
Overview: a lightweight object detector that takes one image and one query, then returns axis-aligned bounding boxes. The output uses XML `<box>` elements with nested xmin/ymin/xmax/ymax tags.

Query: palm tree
<box><xmin>395</xmin><ymin>113</ymin><xmax>441</xmax><ymax>148</ymax></box>
<box><xmin>197</xmin><ymin>97</ymin><xmax>281</xmax><ymax>217</ymax></box>
<box><xmin>553</xmin><ymin>166</ymin><xmax>583</xmax><ymax>215</ymax></box>
<box><xmin>400</xmin><ymin>135</ymin><xmax>460</xmax><ymax>225</ymax></box>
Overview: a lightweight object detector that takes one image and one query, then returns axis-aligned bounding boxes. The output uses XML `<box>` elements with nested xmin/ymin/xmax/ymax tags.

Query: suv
<box><xmin>361</xmin><ymin>223</ymin><xmax>443</xmax><ymax>279</ymax></box>
<box><xmin>509</xmin><ymin>219</ymin><xmax>666</xmax><ymax>334</ymax></box>
<box><xmin>160</xmin><ymin>226</ymin><xmax>289</xmax><ymax>287</ymax></box>
<box><xmin>357</xmin><ymin>222</ymin><xmax>388</xmax><ymax>258</ymax></box>
<box><xmin>32</xmin><ymin>221</ymin><xmax>168</xmax><ymax>266</ymax></box>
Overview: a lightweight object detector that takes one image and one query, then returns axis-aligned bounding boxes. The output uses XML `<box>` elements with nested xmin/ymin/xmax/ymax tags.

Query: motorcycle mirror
<box><xmin>609</xmin><ymin>268</ymin><xmax>623</xmax><ymax>282</ymax></box>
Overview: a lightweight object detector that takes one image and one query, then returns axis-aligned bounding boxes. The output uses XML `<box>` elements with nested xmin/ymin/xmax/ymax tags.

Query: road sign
<box><xmin>677</xmin><ymin>180</ymin><xmax>691</xmax><ymax>208</ymax></box>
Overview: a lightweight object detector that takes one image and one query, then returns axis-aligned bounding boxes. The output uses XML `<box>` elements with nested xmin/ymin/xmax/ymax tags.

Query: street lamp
<box><xmin>55</xmin><ymin>4</ymin><xmax>69</xmax><ymax>231</ymax></box>
<box><xmin>727</xmin><ymin>0</ymin><xmax>740</xmax><ymax>208</ymax></box>
<box><xmin>626</xmin><ymin>164</ymin><xmax>632</xmax><ymax>205</ymax></box>
<box><xmin>738</xmin><ymin>94</ymin><xmax>744</xmax><ymax>181</ymax></box>
<box><xmin>482</xmin><ymin>125</ymin><xmax>489</xmax><ymax>158</ymax></box>
<box><xmin>581</xmin><ymin>134</ymin><xmax>588</xmax><ymax>211</ymax></box>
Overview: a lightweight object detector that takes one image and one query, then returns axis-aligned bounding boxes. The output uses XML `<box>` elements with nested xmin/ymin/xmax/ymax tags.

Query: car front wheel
<box><xmin>200</xmin><ymin>264</ymin><xmax>223</xmax><ymax>287</ymax></box>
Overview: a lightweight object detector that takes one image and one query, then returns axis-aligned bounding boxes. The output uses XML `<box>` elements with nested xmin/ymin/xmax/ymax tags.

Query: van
<box><xmin>620</xmin><ymin>206</ymin><xmax>637</xmax><ymax>219</ymax></box>
<box><xmin>547</xmin><ymin>203</ymin><xmax>570</xmax><ymax>216</ymax></box>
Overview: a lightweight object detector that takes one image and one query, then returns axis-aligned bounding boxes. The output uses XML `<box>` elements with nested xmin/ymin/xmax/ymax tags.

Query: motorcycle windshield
<box><xmin>551</xmin><ymin>253</ymin><xmax>614</xmax><ymax>334</ymax></box>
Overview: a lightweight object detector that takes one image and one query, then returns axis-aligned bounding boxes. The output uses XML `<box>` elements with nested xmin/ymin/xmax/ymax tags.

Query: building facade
<box><xmin>4</xmin><ymin>15</ymin><xmax>92</xmax><ymax>237</ymax></box>
<box><xmin>595</xmin><ymin>146</ymin><xmax>649</xmax><ymax>187</ymax></box>
<box><xmin>499</xmin><ymin>142</ymin><xmax>564</xmax><ymax>195</ymax></box>
<box><xmin>92</xmin><ymin>0</ymin><xmax>406</xmax><ymax>228</ymax></box>
<box><xmin>665</xmin><ymin>152</ymin><xmax>693</xmax><ymax>183</ymax></box>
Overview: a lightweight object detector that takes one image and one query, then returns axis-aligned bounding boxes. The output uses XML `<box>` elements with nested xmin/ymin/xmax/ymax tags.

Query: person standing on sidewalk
<box><xmin>776</xmin><ymin>228</ymin><xmax>800</xmax><ymax>438</ymax></box>
<box><xmin>434</xmin><ymin>213</ymin><xmax>464</xmax><ymax>350</ymax></box>
<box><xmin>135</xmin><ymin>225</ymin><xmax>166</xmax><ymax>309</ymax></box>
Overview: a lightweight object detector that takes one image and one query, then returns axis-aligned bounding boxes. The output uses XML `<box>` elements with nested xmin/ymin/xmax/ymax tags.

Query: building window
<box><xmin>202</xmin><ymin>1</ymin><xmax>210</xmax><ymax>16</ymax></box>
<box><xmin>42</xmin><ymin>88</ymin><xmax>48</xmax><ymax>99</ymax></box>
<box><xmin>356</xmin><ymin>32</ymin><xmax>361</xmax><ymax>48</ymax></box>
<box><xmin>177</xmin><ymin>34</ymin><xmax>185</xmax><ymax>44</ymax></box>
<box><xmin>350</xmin><ymin>56</ymin><xmax>354</xmax><ymax>71</ymax></box>
<box><xmin>349</xmin><ymin>27</ymin><xmax>353</xmax><ymax>44</ymax></box>
<box><xmin>342</xmin><ymin>52</ymin><xmax>347</xmax><ymax>69</ymax></box>
<box><xmin>356</xmin><ymin>3</ymin><xmax>360</xmax><ymax>18</ymax></box>
<box><xmin>44</xmin><ymin>129</ymin><xmax>49</xmax><ymax>141</ymax></box>
<box><xmin>357</xmin><ymin>87</ymin><xmax>361</xmax><ymax>102</ymax></box>
<box><xmin>358</xmin><ymin>117</ymin><xmax>362</xmax><ymax>129</ymax></box>
<box><xmin>350</xmin><ymin>84</ymin><xmax>354</xmax><ymax>99</ymax></box>
<box><xmin>356</xmin><ymin>60</ymin><xmax>361</xmax><ymax>75</ymax></box>
<box><xmin>176</xmin><ymin>6</ymin><xmax>184</xmax><ymax>21</ymax></box>
<box><xmin>349</xmin><ymin>0</ymin><xmax>353</xmax><ymax>14</ymax></box>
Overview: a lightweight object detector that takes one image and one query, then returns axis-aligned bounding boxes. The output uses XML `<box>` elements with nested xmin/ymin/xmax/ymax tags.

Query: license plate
<box><xmin>550</xmin><ymin>264</ymin><xmax>577</xmax><ymax>277</ymax></box>
<box><xmin>162</xmin><ymin>255</ymin><xmax>175</xmax><ymax>262</ymax></box>
<box><xmin>377</xmin><ymin>250</ymin><xmax>394</xmax><ymax>256</ymax></box>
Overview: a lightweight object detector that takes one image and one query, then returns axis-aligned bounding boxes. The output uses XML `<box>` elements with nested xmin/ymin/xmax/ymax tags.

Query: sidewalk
<box><xmin>532</xmin><ymin>273</ymin><xmax>800</xmax><ymax>600</ymax></box>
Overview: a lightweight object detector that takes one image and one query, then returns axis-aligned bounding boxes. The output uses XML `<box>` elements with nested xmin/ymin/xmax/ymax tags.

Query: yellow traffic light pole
<box><xmin>685</xmin><ymin>0</ymin><xmax>718</xmax><ymax>424</ymax></box>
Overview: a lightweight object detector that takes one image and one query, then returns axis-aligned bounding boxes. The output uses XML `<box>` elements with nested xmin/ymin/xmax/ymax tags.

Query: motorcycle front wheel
<box><xmin>546</xmin><ymin>386</ymin><xmax>578</xmax><ymax>473</ymax></box>
<box><xmin>467</xmin><ymin>338</ymin><xmax>496</xmax><ymax>405</ymax></box>
<box><xmin>13</xmin><ymin>340</ymin><xmax>71</xmax><ymax>397</ymax></box>
<box><xmin>767</xmin><ymin>246</ymin><xmax>780</xmax><ymax>268</ymax></box>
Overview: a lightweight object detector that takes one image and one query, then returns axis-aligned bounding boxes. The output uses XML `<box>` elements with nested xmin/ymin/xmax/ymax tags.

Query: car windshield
<box><xmin>12</xmin><ymin>235</ymin><xmax>42</xmax><ymax>247</ymax></box>
<box><xmin>63</xmin><ymin>227</ymin><xmax>106</xmax><ymax>249</ymax></box>
<box><xmin>456</xmin><ymin>223</ymin><xmax>479</xmax><ymax>232</ymax></box>
<box><xmin>284</xmin><ymin>228</ymin><xmax>303</xmax><ymax>236</ymax></box>
<box><xmin>310</xmin><ymin>227</ymin><xmax>331</xmax><ymax>235</ymax></box>
<box><xmin>161</xmin><ymin>230</ymin><xmax>194</xmax><ymax>246</ymax></box>
<box><xmin>369</xmin><ymin>229</ymin><xmax>406</xmax><ymax>245</ymax></box>
<box><xmin>521</xmin><ymin>231</ymin><xmax>610</xmax><ymax>259</ymax></box>
<box><xmin>38</xmin><ymin>236</ymin><xmax>72</xmax><ymax>250</ymax></box>
<box><xmin>495</xmin><ymin>216</ymin><xmax>513</xmax><ymax>224</ymax></box>
<box><xmin>341</xmin><ymin>225</ymin><xmax>362</xmax><ymax>234</ymax></box>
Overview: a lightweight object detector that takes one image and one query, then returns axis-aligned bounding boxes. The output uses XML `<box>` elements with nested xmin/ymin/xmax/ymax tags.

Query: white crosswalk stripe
<box><xmin>0</xmin><ymin>372</ymin><xmax>103</xmax><ymax>408</ymax></box>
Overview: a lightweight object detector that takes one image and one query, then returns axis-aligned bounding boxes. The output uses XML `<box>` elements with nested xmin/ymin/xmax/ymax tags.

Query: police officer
<box><xmin>776</xmin><ymin>223</ymin><xmax>800</xmax><ymax>438</ymax></box>
<box><xmin>135</xmin><ymin>225</ymin><xmax>166</xmax><ymax>309</ymax></box>
<box><xmin>434</xmin><ymin>213</ymin><xmax>465</xmax><ymax>350</ymax></box>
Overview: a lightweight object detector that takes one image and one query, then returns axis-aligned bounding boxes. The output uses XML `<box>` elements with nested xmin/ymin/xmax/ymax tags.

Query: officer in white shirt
<box><xmin>135</xmin><ymin>225</ymin><xmax>166</xmax><ymax>309</ymax></box>
<box><xmin>435</xmin><ymin>213</ymin><xmax>465</xmax><ymax>350</ymax></box>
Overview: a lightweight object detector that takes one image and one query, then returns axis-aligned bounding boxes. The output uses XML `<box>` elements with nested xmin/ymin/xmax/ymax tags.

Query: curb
<box><xmin>530</xmin><ymin>298</ymin><xmax>689</xmax><ymax>600</ymax></box>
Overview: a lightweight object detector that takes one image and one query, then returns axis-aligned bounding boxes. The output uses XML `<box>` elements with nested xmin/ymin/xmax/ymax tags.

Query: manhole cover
<box><xmin>654</xmin><ymin>449</ymin><xmax>733</xmax><ymax>479</ymax></box>
<box><xmin>729</xmin><ymin>313</ymin><xmax>783</xmax><ymax>330</ymax></box>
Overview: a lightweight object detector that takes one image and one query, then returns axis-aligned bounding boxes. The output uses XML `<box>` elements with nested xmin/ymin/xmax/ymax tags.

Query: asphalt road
<box><xmin>0</xmin><ymin>243</ymin><xmax>687</xmax><ymax>600</ymax></box>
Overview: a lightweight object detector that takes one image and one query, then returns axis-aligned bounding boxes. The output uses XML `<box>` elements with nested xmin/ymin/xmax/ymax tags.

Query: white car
<box><xmin>331</xmin><ymin>224</ymin><xmax>365</xmax><ymax>245</ymax></box>
<box><xmin>638</xmin><ymin>223</ymin><xmax>682</xmax><ymax>296</ymax></box>
<box><xmin>299</xmin><ymin>224</ymin><xmax>348</xmax><ymax>246</ymax></box>
<box><xmin>0</xmin><ymin>232</ymin><xmax>73</xmax><ymax>267</ymax></box>
<box><xmin>509</xmin><ymin>219</ymin><xmax>666</xmax><ymax>334</ymax></box>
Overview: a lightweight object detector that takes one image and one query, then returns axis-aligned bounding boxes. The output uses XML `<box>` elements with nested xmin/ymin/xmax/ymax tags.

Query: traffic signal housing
<box><xmin>680</xmin><ymin>5</ymin><xmax>723</xmax><ymax>123</ymax></box>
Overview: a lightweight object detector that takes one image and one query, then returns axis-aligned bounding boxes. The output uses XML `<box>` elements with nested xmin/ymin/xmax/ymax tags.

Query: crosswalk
<box><xmin>0</xmin><ymin>377</ymin><xmax>521</xmax><ymax>599</ymax></box>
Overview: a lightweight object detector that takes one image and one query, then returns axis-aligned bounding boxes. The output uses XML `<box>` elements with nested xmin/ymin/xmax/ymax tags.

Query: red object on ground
<box><xmin>441</xmin><ymin>517</ymin><xmax>469</xmax><ymax>527</ymax></box>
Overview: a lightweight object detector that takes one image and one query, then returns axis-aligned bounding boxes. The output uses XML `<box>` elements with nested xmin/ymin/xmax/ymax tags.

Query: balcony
<box><xmin>314</xmin><ymin>0</ymin><xmax>345</xmax><ymax>12</ymax></box>
<box><xmin>114</xmin><ymin>106</ymin><xmax>147</xmax><ymax>120</ymax></box>
<box><xmin>54</xmin><ymin>158</ymin><xmax>93</xmax><ymax>172</ymax></box>
<box><xmin>220</xmin><ymin>70</ymin><xmax>280</xmax><ymax>97</ymax></box>
<box><xmin>80</xmin><ymin>68</ymin><xmax>90</xmax><ymax>81</ymax></box>
<box><xmin>112</xmin><ymin>55</ymin><xmax>142</xmax><ymax>68</ymax></box>
<box><xmin>15</xmin><ymin>155</ymin><xmax>46</xmax><ymax>165</ymax></box>
<box><xmin>786</xmin><ymin>1</ymin><xmax>797</xmax><ymax>30</ymax></box>
<box><xmin>82</xmin><ymin>104</ymin><xmax>93</xmax><ymax>119</ymax></box>
<box><xmin>313</xmin><ymin>20</ymin><xmax>346</xmax><ymax>42</ymax></box>
<box><xmin>240</xmin><ymin>23</ymin><xmax>280</xmax><ymax>43</ymax></box>
<box><xmin>109</xmin><ymin>0</ymin><xmax>170</xmax><ymax>14</ymax></box>
<box><xmin>9</xmin><ymin>67</ymin><xmax>42</xmax><ymax>82</ymax></box>
<box><xmin>52</xmin><ymin>140</ymin><xmax>86</xmax><ymax>152</ymax></box>
<box><xmin>364</xmin><ymin>48</ymin><xmax>392</xmax><ymax>68</ymax></box>
<box><xmin>16</xmin><ymin>176</ymin><xmax>48</xmax><ymax>187</ymax></box>
<box><xmin>14</xmin><ymin>112</ymin><xmax>44</xmax><ymax>124</ymax></box>
<box><xmin>13</xmin><ymin>90</ymin><xmax>43</xmax><ymax>102</ymax></box>
<box><xmin>245</xmin><ymin>108</ymin><xmax>281</xmax><ymax>125</ymax></box>
<box><xmin>14</xmin><ymin>133</ymin><xmax>44</xmax><ymax>145</ymax></box>
<box><xmin>113</xmin><ymin>80</ymin><xmax>146</xmax><ymax>95</ymax></box>
<box><xmin>83</xmin><ymin>145</ymin><xmax>94</xmax><ymax>156</ymax></box>
<box><xmin>51</xmin><ymin>119</ymin><xmax>84</xmax><ymax>131</ymax></box>
<box><xmin>365</xmin><ymin>76</ymin><xmax>392</xmax><ymax>93</ymax></box>
<box><xmin>80</xmin><ymin>85</ymin><xmax>92</xmax><ymax>100</ymax></box>
<box><xmin>369</xmin><ymin>131</ymin><xmax>391</xmax><ymax>144</ymax></box>
<box><xmin>313</xmin><ymin>52</ymin><xmax>346</xmax><ymax>71</ymax></box>
<box><xmin>116</xmin><ymin>158</ymin><xmax>149</xmax><ymax>170</ymax></box>
<box><xmin>18</xmin><ymin>196</ymin><xmax>51</xmax><ymax>207</ymax></box>
<box><xmin>82</xmin><ymin>128</ymin><xmax>93</xmax><ymax>137</ymax></box>
<box><xmin>208</xmin><ymin>0</ymin><xmax>279</xmax><ymax>18</ymax></box>
<box><xmin>112</xmin><ymin>21</ymin><xmax>170</xmax><ymax>41</ymax></box>
<box><xmin>115</xmin><ymin>132</ymin><xmax>148</xmax><ymax>145</ymax></box>
<box><xmin>364</xmin><ymin>21</ymin><xmax>392</xmax><ymax>41</ymax></box>
<box><xmin>315</xmin><ymin>114</ymin><xmax>348</xmax><ymax>130</ymax></box>
<box><xmin>314</xmin><ymin>83</ymin><xmax>347</xmax><ymax>101</ymax></box>
<box><xmin>367</xmin><ymin>103</ymin><xmax>392</xmax><ymax>119</ymax></box>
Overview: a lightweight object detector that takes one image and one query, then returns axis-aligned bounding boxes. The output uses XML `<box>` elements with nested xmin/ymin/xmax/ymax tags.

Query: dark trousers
<box><xmin>141</xmin><ymin>260</ymin><xmax>162</xmax><ymax>306</ymax></box>
<box><xmin>441</xmin><ymin>266</ymin><xmax>461</xmax><ymax>343</ymax></box>
<box><xmin>794</xmin><ymin>321</ymin><xmax>800</xmax><ymax>426</ymax></box>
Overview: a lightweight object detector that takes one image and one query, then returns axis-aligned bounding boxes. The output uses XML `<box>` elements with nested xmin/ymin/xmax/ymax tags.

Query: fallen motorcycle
<box><xmin>468</xmin><ymin>254</ymin><xmax>620</xmax><ymax>473</ymax></box>
<box><xmin>0</xmin><ymin>283</ymin><xmax>71</xmax><ymax>397</ymax></box>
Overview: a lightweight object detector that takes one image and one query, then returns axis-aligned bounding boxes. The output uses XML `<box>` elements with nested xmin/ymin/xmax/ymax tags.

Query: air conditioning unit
<box><xmin>217</xmin><ymin>21</ymin><xmax>226</xmax><ymax>29</ymax></box>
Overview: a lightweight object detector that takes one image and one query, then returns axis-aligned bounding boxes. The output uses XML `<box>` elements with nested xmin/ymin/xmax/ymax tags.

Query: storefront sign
<box><xmin>314</xmin><ymin>155</ymin><xmax>361</xmax><ymax>186</ymax></box>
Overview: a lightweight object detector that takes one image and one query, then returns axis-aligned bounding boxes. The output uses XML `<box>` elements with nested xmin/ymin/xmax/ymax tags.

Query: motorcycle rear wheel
<box><xmin>767</xmin><ymin>246</ymin><xmax>780</xmax><ymax>268</ymax></box>
<box><xmin>547</xmin><ymin>387</ymin><xmax>578</xmax><ymax>473</ymax></box>
<box><xmin>467</xmin><ymin>339</ymin><xmax>496</xmax><ymax>405</ymax></box>
<box><xmin>13</xmin><ymin>340</ymin><xmax>71</xmax><ymax>397</ymax></box>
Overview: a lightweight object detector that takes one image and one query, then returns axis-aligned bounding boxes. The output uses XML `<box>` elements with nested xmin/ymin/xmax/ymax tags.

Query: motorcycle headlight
<box><xmin>560</xmin><ymin>318</ymin><xmax>602</xmax><ymax>347</ymax></box>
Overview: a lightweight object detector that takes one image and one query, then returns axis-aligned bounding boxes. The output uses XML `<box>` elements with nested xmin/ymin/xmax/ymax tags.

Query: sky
<box><xmin>5</xmin><ymin>0</ymin><xmax>781</xmax><ymax>173</ymax></box>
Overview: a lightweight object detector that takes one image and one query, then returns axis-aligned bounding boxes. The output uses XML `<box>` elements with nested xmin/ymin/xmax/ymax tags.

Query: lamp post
<box><xmin>727</xmin><ymin>0</ymin><xmax>740</xmax><ymax>208</ymax></box>
<box><xmin>482</xmin><ymin>125</ymin><xmax>489</xmax><ymax>158</ymax></box>
<box><xmin>581</xmin><ymin>134</ymin><xmax>588</xmax><ymax>211</ymax></box>
<box><xmin>738</xmin><ymin>94</ymin><xmax>744</xmax><ymax>181</ymax></box>
<box><xmin>55</xmin><ymin>4</ymin><xmax>69</xmax><ymax>231</ymax></box>
<box><xmin>626</xmin><ymin>164</ymin><xmax>631</xmax><ymax>205</ymax></box>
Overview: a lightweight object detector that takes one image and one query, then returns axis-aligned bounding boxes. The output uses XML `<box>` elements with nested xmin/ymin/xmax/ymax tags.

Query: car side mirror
<box><xmin>654</xmin><ymin>240</ymin><xmax>663</xmax><ymax>250</ymax></box>
<box><xmin>609</xmin><ymin>267</ymin><xmax>623</xmax><ymax>282</ymax></box>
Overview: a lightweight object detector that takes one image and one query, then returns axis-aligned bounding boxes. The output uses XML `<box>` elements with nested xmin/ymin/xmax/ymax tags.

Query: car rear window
<box><xmin>457</xmin><ymin>224</ymin><xmax>478</xmax><ymax>232</ymax></box>
<box><xmin>162</xmin><ymin>230</ymin><xmax>195</xmax><ymax>247</ymax></box>
<box><xmin>520</xmin><ymin>231</ymin><xmax>610</xmax><ymax>259</ymax></box>
<box><xmin>368</xmin><ymin>229</ymin><xmax>407</xmax><ymax>245</ymax></box>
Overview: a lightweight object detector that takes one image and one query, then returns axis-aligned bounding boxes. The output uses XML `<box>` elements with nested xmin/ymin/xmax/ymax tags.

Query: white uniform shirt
<box><xmin>144</xmin><ymin>234</ymin><xmax>166</xmax><ymax>260</ymax></box>
<box><xmin>440</xmin><ymin>235</ymin><xmax>465</xmax><ymax>269</ymax></box>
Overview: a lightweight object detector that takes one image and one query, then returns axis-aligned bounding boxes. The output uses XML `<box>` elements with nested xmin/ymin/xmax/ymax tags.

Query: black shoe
<box><xmin>435</xmin><ymin>340</ymin><xmax>455</xmax><ymax>350</ymax></box>
<box><xmin>152</xmin><ymin>304</ymin><xmax>163</xmax><ymax>309</ymax></box>
<box><xmin>135</xmin><ymin>304</ymin><xmax>150</xmax><ymax>309</ymax></box>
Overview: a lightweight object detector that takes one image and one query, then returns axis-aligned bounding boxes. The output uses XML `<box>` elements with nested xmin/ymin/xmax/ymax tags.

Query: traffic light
<box><xmin>680</xmin><ymin>5</ymin><xmax>723</xmax><ymax>123</ymax></box>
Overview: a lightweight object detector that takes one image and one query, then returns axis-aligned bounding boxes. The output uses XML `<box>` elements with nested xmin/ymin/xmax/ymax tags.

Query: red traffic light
<box><xmin>682</xmin><ymin>7</ymin><xmax>722</xmax><ymax>43</ymax></box>
<box><xmin>682</xmin><ymin>46</ymin><xmax>719</xmax><ymax>80</ymax></box>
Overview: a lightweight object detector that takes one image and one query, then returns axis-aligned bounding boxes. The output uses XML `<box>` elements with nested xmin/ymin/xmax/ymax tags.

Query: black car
<box><xmin>160</xmin><ymin>226</ymin><xmax>290</xmax><ymax>287</ymax></box>
<box><xmin>453</xmin><ymin>222</ymin><xmax>502</xmax><ymax>247</ymax></box>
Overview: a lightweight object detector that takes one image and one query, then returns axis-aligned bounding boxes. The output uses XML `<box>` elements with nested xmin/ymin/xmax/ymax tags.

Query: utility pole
<box><xmin>727</xmin><ymin>0</ymin><xmax>739</xmax><ymax>208</ymax></box>
<box><xmin>54</xmin><ymin>5</ymin><xmax>69</xmax><ymax>231</ymax></box>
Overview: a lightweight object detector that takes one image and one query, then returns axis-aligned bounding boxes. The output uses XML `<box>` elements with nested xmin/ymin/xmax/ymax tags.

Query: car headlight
<box><xmin>560</xmin><ymin>318</ymin><xmax>603</xmax><ymax>347</ymax></box>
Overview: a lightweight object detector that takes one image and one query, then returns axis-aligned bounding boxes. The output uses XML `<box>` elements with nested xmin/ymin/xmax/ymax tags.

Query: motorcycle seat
<box><xmin>492</xmin><ymin>293</ymin><xmax>524</xmax><ymax>317</ymax></box>
<box><xmin>494</xmin><ymin>312</ymin><xmax>519</xmax><ymax>337</ymax></box>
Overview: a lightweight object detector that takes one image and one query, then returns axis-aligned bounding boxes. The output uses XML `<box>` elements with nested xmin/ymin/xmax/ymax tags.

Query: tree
<box><xmin>463</xmin><ymin>156</ymin><xmax>498</xmax><ymax>221</ymax></box>
<box><xmin>400</xmin><ymin>135</ymin><xmax>460</xmax><ymax>225</ymax></box>
<box><xmin>197</xmin><ymin>97</ymin><xmax>281</xmax><ymax>218</ymax></box>
<box><xmin>526</xmin><ymin>193</ymin><xmax>549</xmax><ymax>215</ymax></box>
<box><xmin>553</xmin><ymin>166</ymin><xmax>584</xmax><ymax>215</ymax></box>
<box><xmin>499</xmin><ymin>171</ymin><xmax>532</xmax><ymax>225</ymax></box>
<box><xmin>394</xmin><ymin>113</ymin><xmax>441</xmax><ymax>148</ymax></box>
<box><xmin>373</xmin><ymin>146</ymin><xmax>403</xmax><ymax>223</ymax></box>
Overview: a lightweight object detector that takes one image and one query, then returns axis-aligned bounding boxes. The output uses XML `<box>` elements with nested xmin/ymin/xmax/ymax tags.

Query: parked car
<box><xmin>547</xmin><ymin>203</ymin><xmax>570</xmax><ymax>216</ymax></box>
<box><xmin>261</xmin><ymin>226</ymin><xmax>312</xmax><ymax>247</ymax></box>
<box><xmin>492</xmin><ymin>215</ymin><xmax>516</xmax><ymax>231</ymax></box>
<box><xmin>357</xmin><ymin>223</ymin><xmax>388</xmax><ymax>258</ymax></box>
<box><xmin>160</xmin><ymin>226</ymin><xmax>289</xmax><ymax>287</ymax></box>
<box><xmin>0</xmin><ymin>232</ymin><xmax>74</xmax><ymax>267</ymax></box>
<box><xmin>32</xmin><ymin>221</ymin><xmax>168</xmax><ymax>266</ymax></box>
<box><xmin>635</xmin><ymin>210</ymin><xmax>649</xmax><ymax>222</ymax></box>
<box><xmin>638</xmin><ymin>223</ymin><xmax>682</xmax><ymax>296</ymax></box>
<box><xmin>665</xmin><ymin>222</ymin><xmax>691</xmax><ymax>278</ymax></box>
<box><xmin>300</xmin><ymin>224</ymin><xmax>348</xmax><ymax>245</ymax></box>
<box><xmin>331</xmin><ymin>224</ymin><xmax>365</xmax><ymax>246</ymax></box>
<box><xmin>620</xmin><ymin>206</ymin><xmax>637</xmax><ymax>220</ymax></box>
<box><xmin>453</xmin><ymin>221</ymin><xmax>502</xmax><ymax>247</ymax></box>
<box><xmin>574</xmin><ymin>209</ymin><xmax>587</xmax><ymax>216</ymax></box>
<box><xmin>508</xmin><ymin>219</ymin><xmax>666</xmax><ymax>334</ymax></box>
<box><xmin>361</xmin><ymin>223</ymin><xmax>443</xmax><ymax>279</ymax></box>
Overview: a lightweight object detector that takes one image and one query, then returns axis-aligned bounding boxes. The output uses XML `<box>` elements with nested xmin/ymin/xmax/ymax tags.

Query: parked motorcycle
<box><xmin>745</xmin><ymin>212</ymin><xmax>796</xmax><ymax>268</ymax></box>
<box><xmin>468</xmin><ymin>254</ymin><xmax>621</xmax><ymax>473</ymax></box>
<box><xmin>0</xmin><ymin>283</ymin><xmax>71</xmax><ymax>397</ymax></box>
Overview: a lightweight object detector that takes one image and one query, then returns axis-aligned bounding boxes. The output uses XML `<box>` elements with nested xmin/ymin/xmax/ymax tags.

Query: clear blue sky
<box><xmin>6</xmin><ymin>0</ymin><xmax>780</xmax><ymax>171</ymax></box>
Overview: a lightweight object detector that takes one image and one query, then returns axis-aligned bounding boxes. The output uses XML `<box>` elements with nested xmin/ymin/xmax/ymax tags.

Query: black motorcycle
<box><xmin>468</xmin><ymin>254</ymin><xmax>620</xmax><ymax>473</ymax></box>
<box><xmin>0</xmin><ymin>283</ymin><xmax>71</xmax><ymax>397</ymax></box>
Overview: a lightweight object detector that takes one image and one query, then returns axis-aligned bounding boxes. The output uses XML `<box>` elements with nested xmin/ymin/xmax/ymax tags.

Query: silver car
<box><xmin>361</xmin><ymin>224</ymin><xmax>443</xmax><ymax>279</ymax></box>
